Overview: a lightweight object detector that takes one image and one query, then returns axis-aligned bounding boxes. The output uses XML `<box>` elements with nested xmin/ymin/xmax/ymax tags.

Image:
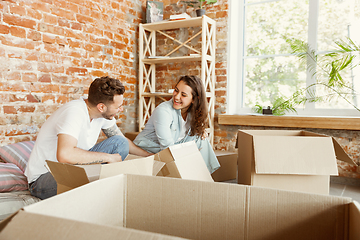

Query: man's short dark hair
<box><xmin>88</xmin><ymin>76</ymin><xmax>125</xmax><ymax>106</ymax></box>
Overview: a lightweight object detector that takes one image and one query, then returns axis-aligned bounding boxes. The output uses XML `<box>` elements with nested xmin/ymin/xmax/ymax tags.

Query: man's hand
<box><xmin>107</xmin><ymin>153</ymin><xmax>122</xmax><ymax>163</ymax></box>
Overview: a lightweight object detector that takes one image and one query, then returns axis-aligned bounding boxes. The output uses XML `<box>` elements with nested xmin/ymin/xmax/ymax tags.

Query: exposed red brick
<box><xmin>30</xmin><ymin>83</ymin><xmax>60</xmax><ymax>93</ymax></box>
<box><xmin>44</xmin><ymin>13</ymin><xmax>58</xmax><ymax>25</ymax></box>
<box><xmin>25</xmin><ymin>52</ymin><xmax>39</xmax><ymax>61</ymax></box>
<box><xmin>19</xmin><ymin>106</ymin><xmax>36</xmax><ymax>113</ymax></box>
<box><xmin>91</xmin><ymin>70</ymin><xmax>107</xmax><ymax>77</ymax></box>
<box><xmin>9</xmin><ymin>5</ymin><xmax>26</xmax><ymax>16</ymax></box>
<box><xmin>56</xmin><ymin>95</ymin><xmax>69</xmax><ymax>104</ymax></box>
<box><xmin>51</xmin><ymin>8</ymin><xmax>76</xmax><ymax>21</ymax></box>
<box><xmin>0</xmin><ymin>24</ymin><xmax>10</xmax><ymax>34</ymax></box>
<box><xmin>41</xmin><ymin>94</ymin><xmax>55</xmax><ymax>103</ymax></box>
<box><xmin>23</xmin><ymin>73</ymin><xmax>37</xmax><ymax>82</ymax></box>
<box><xmin>58</xmin><ymin>18</ymin><xmax>71</xmax><ymax>28</ymax></box>
<box><xmin>30</xmin><ymin>2</ymin><xmax>51</xmax><ymax>13</ymax></box>
<box><xmin>66</xmin><ymin>67</ymin><xmax>87</xmax><ymax>76</ymax></box>
<box><xmin>6</xmin><ymin>72</ymin><xmax>21</xmax><ymax>80</ymax></box>
<box><xmin>27</xmin><ymin>8</ymin><xmax>43</xmax><ymax>20</ymax></box>
<box><xmin>26</xmin><ymin>94</ymin><xmax>40</xmax><ymax>103</ymax></box>
<box><xmin>52</xmin><ymin>75</ymin><xmax>68</xmax><ymax>84</ymax></box>
<box><xmin>39</xmin><ymin>74</ymin><xmax>51</xmax><ymax>82</ymax></box>
<box><xmin>76</xmin><ymin>14</ymin><xmax>94</xmax><ymax>24</ymax></box>
<box><xmin>4</xmin><ymin>106</ymin><xmax>17</xmax><ymax>114</ymax></box>
<box><xmin>71</xmin><ymin>22</ymin><xmax>82</xmax><ymax>30</ymax></box>
<box><xmin>3</xmin><ymin>14</ymin><xmax>36</xmax><ymax>29</ymax></box>
<box><xmin>28</xmin><ymin>30</ymin><xmax>42</xmax><ymax>41</ymax></box>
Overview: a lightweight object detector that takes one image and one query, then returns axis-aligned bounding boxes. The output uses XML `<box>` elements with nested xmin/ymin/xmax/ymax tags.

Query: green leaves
<box><xmin>258</xmin><ymin>37</ymin><xmax>360</xmax><ymax>115</ymax></box>
<box><xmin>182</xmin><ymin>0</ymin><xmax>217</xmax><ymax>9</ymax></box>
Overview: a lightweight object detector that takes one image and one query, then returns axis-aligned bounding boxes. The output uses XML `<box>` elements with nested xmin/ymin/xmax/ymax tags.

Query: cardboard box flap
<box><xmin>99</xmin><ymin>156</ymin><xmax>165</xmax><ymax>179</ymax></box>
<box><xmin>79</xmin><ymin>164</ymin><xmax>101</xmax><ymax>182</ymax></box>
<box><xmin>168</xmin><ymin>141</ymin><xmax>199</xmax><ymax>159</ymax></box>
<box><xmin>46</xmin><ymin>161</ymin><xmax>90</xmax><ymax>193</ymax></box>
<box><xmin>124</xmin><ymin>154</ymin><xmax>143</xmax><ymax>160</ymax></box>
<box><xmin>153</xmin><ymin>160</ymin><xmax>166</xmax><ymax>175</ymax></box>
<box><xmin>0</xmin><ymin>211</ymin><xmax>185</xmax><ymax>240</ymax></box>
<box><xmin>24</xmin><ymin>174</ymin><xmax>127</xmax><ymax>227</ymax></box>
<box><xmin>169</xmin><ymin>141</ymin><xmax>214</xmax><ymax>182</ymax></box>
<box><xmin>235</xmin><ymin>129</ymin><xmax>304</xmax><ymax>148</ymax></box>
<box><xmin>155</xmin><ymin>141</ymin><xmax>214</xmax><ymax>182</ymax></box>
<box><xmin>301</xmin><ymin>130</ymin><xmax>357</xmax><ymax>166</ymax></box>
<box><xmin>332</xmin><ymin>138</ymin><xmax>358</xmax><ymax>166</ymax></box>
<box><xmin>253</xmin><ymin>136</ymin><xmax>338</xmax><ymax>175</ymax></box>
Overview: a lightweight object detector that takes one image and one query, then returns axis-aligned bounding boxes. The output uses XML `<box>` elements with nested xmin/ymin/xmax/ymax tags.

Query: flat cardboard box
<box><xmin>1</xmin><ymin>174</ymin><xmax>360</xmax><ymax>240</ymax></box>
<box><xmin>47</xmin><ymin>141</ymin><xmax>213</xmax><ymax>194</ymax></box>
<box><xmin>237</xmin><ymin>130</ymin><xmax>357</xmax><ymax>195</ymax></box>
<box><xmin>46</xmin><ymin>155</ymin><xmax>165</xmax><ymax>194</ymax></box>
<box><xmin>212</xmin><ymin>150</ymin><xmax>237</xmax><ymax>182</ymax></box>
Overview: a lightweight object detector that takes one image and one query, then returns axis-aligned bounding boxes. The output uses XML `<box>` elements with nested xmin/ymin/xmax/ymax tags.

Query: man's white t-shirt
<box><xmin>25</xmin><ymin>98</ymin><xmax>115</xmax><ymax>183</ymax></box>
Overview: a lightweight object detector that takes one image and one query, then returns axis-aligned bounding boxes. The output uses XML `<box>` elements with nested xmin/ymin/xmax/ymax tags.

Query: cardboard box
<box><xmin>211</xmin><ymin>150</ymin><xmax>238</xmax><ymax>182</ymax></box>
<box><xmin>47</xmin><ymin>141</ymin><xmax>213</xmax><ymax>194</ymax></box>
<box><xmin>124</xmin><ymin>131</ymin><xmax>140</xmax><ymax>141</ymax></box>
<box><xmin>0</xmin><ymin>211</ymin><xmax>185</xmax><ymax>240</ymax></box>
<box><xmin>237</xmin><ymin>130</ymin><xmax>357</xmax><ymax>195</ymax></box>
<box><xmin>154</xmin><ymin>141</ymin><xmax>214</xmax><ymax>182</ymax></box>
<box><xmin>1</xmin><ymin>174</ymin><xmax>360</xmax><ymax>240</ymax></box>
<box><xmin>46</xmin><ymin>156</ymin><xmax>165</xmax><ymax>194</ymax></box>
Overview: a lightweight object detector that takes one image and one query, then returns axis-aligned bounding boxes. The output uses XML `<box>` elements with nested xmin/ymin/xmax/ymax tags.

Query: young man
<box><xmin>25</xmin><ymin>76</ymin><xmax>151</xmax><ymax>199</ymax></box>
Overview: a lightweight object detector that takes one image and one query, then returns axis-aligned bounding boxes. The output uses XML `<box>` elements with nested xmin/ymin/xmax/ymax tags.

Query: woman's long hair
<box><xmin>176</xmin><ymin>75</ymin><xmax>208</xmax><ymax>137</ymax></box>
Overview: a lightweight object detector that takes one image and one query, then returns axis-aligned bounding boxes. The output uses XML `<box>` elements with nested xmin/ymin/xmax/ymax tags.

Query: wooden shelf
<box><xmin>218</xmin><ymin>114</ymin><xmax>360</xmax><ymax>130</ymax></box>
<box><xmin>142</xmin><ymin>55</ymin><xmax>202</xmax><ymax>64</ymax></box>
<box><xmin>141</xmin><ymin>17</ymin><xmax>205</xmax><ymax>31</ymax></box>
<box><xmin>141</xmin><ymin>92</ymin><xmax>173</xmax><ymax>97</ymax></box>
<box><xmin>139</xmin><ymin>16</ymin><xmax>216</xmax><ymax>145</ymax></box>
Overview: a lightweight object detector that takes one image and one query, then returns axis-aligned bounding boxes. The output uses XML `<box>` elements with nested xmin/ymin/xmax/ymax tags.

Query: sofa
<box><xmin>0</xmin><ymin>141</ymin><xmax>41</xmax><ymax>221</ymax></box>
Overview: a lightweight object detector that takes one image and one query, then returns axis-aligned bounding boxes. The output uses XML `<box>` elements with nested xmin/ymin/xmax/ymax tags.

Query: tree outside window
<box><xmin>227</xmin><ymin>0</ymin><xmax>360</xmax><ymax>116</ymax></box>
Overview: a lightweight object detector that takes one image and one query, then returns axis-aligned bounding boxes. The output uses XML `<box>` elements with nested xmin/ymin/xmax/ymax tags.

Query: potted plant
<box><xmin>182</xmin><ymin>0</ymin><xmax>217</xmax><ymax>17</ymax></box>
<box><xmin>253</xmin><ymin>37</ymin><xmax>360</xmax><ymax>116</ymax></box>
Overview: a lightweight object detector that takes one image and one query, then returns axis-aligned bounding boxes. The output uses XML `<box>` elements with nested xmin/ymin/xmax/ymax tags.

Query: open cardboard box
<box><xmin>46</xmin><ymin>155</ymin><xmax>165</xmax><ymax>194</ymax></box>
<box><xmin>237</xmin><ymin>130</ymin><xmax>358</xmax><ymax>195</ymax></box>
<box><xmin>1</xmin><ymin>174</ymin><xmax>360</xmax><ymax>240</ymax></box>
<box><xmin>212</xmin><ymin>150</ymin><xmax>238</xmax><ymax>182</ymax></box>
<box><xmin>47</xmin><ymin>141</ymin><xmax>213</xmax><ymax>194</ymax></box>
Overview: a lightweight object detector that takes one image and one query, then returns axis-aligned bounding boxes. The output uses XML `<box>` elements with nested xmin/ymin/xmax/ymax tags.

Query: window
<box><xmin>227</xmin><ymin>0</ymin><xmax>360</xmax><ymax>116</ymax></box>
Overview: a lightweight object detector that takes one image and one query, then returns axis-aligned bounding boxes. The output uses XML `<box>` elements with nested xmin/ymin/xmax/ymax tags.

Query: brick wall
<box><xmin>0</xmin><ymin>0</ymin><xmax>142</xmax><ymax>145</ymax></box>
<box><xmin>1</xmin><ymin>0</ymin><xmax>359</xmax><ymax>178</ymax></box>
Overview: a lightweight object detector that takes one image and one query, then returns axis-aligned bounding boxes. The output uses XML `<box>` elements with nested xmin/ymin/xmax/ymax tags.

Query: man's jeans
<box><xmin>29</xmin><ymin>135</ymin><xmax>129</xmax><ymax>200</ymax></box>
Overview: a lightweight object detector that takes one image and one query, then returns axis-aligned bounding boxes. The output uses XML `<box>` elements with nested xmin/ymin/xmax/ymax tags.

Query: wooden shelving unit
<box><xmin>138</xmin><ymin>16</ymin><xmax>216</xmax><ymax>145</ymax></box>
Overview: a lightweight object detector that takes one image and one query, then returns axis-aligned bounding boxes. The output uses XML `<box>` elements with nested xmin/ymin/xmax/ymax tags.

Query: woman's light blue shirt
<box><xmin>134</xmin><ymin>100</ymin><xmax>220</xmax><ymax>173</ymax></box>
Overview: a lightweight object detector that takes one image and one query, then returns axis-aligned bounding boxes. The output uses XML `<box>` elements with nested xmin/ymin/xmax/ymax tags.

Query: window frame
<box><xmin>226</xmin><ymin>0</ymin><xmax>360</xmax><ymax>117</ymax></box>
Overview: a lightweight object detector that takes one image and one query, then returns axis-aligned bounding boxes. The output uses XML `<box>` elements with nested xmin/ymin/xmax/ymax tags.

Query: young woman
<box><xmin>134</xmin><ymin>75</ymin><xmax>220</xmax><ymax>173</ymax></box>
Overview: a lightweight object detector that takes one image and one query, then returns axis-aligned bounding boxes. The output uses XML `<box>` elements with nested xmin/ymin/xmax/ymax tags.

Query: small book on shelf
<box><xmin>169</xmin><ymin>13</ymin><xmax>191</xmax><ymax>21</ymax></box>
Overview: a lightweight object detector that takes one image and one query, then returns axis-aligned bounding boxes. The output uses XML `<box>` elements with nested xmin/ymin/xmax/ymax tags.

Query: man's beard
<box><xmin>102</xmin><ymin>111</ymin><xmax>115</xmax><ymax>120</ymax></box>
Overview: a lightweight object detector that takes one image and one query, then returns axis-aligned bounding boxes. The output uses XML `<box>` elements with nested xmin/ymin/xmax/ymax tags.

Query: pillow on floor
<box><xmin>0</xmin><ymin>141</ymin><xmax>35</xmax><ymax>173</ymax></box>
<box><xmin>0</xmin><ymin>163</ymin><xmax>28</xmax><ymax>192</ymax></box>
